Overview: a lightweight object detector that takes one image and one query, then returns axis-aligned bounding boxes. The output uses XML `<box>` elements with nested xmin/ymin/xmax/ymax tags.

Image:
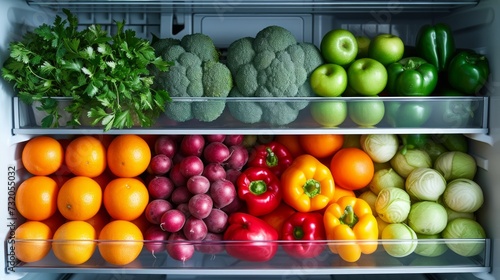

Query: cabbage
<box><xmin>376</xmin><ymin>216</ymin><xmax>390</xmax><ymax>239</ymax></box>
<box><xmin>390</xmin><ymin>149</ymin><xmax>432</xmax><ymax>178</ymax></box>
<box><xmin>443</xmin><ymin>178</ymin><xmax>484</xmax><ymax>213</ymax></box>
<box><xmin>342</xmin><ymin>134</ymin><xmax>362</xmax><ymax>149</ymax></box>
<box><xmin>414</xmin><ymin>233</ymin><xmax>448</xmax><ymax>257</ymax></box>
<box><xmin>358</xmin><ymin>190</ymin><xmax>378</xmax><ymax>216</ymax></box>
<box><xmin>422</xmin><ymin>140</ymin><xmax>448</xmax><ymax>163</ymax></box>
<box><xmin>360</xmin><ymin>134</ymin><xmax>399</xmax><ymax>163</ymax></box>
<box><xmin>375</xmin><ymin>188</ymin><xmax>411</xmax><ymax>223</ymax></box>
<box><xmin>434</xmin><ymin>151</ymin><xmax>477</xmax><ymax>182</ymax></box>
<box><xmin>405</xmin><ymin>167</ymin><xmax>446</xmax><ymax>201</ymax></box>
<box><xmin>445</xmin><ymin>205</ymin><xmax>475</xmax><ymax>222</ymax></box>
<box><xmin>407</xmin><ymin>201</ymin><xmax>448</xmax><ymax>235</ymax></box>
<box><xmin>368</xmin><ymin>168</ymin><xmax>405</xmax><ymax>195</ymax></box>
<box><xmin>381</xmin><ymin>223</ymin><xmax>417</xmax><ymax>257</ymax></box>
<box><xmin>442</xmin><ymin>218</ymin><xmax>486</xmax><ymax>257</ymax></box>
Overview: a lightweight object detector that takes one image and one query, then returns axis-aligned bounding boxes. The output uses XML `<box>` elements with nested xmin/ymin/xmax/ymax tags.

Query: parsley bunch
<box><xmin>2</xmin><ymin>9</ymin><xmax>172</xmax><ymax>130</ymax></box>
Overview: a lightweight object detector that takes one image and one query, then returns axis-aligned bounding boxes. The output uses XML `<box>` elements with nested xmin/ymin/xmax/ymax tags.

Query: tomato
<box><xmin>330</xmin><ymin>147</ymin><xmax>374</xmax><ymax>191</ymax></box>
<box><xmin>298</xmin><ymin>134</ymin><xmax>344</xmax><ymax>159</ymax></box>
<box><xmin>274</xmin><ymin>135</ymin><xmax>305</xmax><ymax>158</ymax></box>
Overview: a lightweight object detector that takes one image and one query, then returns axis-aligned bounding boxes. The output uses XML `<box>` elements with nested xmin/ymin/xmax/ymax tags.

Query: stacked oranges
<box><xmin>15</xmin><ymin>134</ymin><xmax>152</xmax><ymax>266</ymax></box>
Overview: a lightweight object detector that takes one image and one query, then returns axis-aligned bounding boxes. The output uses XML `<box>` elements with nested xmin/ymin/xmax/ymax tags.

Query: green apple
<box><xmin>368</xmin><ymin>33</ymin><xmax>405</xmax><ymax>66</ymax></box>
<box><xmin>320</xmin><ymin>29</ymin><xmax>358</xmax><ymax>66</ymax></box>
<box><xmin>356</xmin><ymin>36</ymin><xmax>371</xmax><ymax>59</ymax></box>
<box><xmin>348</xmin><ymin>98</ymin><xmax>385</xmax><ymax>127</ymax></box>
<box><xmin>347</xmin><ymin>58</ymin><xmax>388</xmax><ymax>96</ymax></box>
<box><xmin>310</xmin><ymin>64</ymin><xmax>348</xmax><ymax>97</ymax></box>
<box><xmin>342</xmin><ymin>84</ymin><xmax>359</xmax><ymax>97</ymax></box>
<box><xmin>310</xmin><ymin>100</ymin><xmax>347</xmax><ymax>127</ymax></box>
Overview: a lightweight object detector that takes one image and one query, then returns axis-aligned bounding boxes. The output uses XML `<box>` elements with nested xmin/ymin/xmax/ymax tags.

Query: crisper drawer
<box><xmin>12</xmin><ymin>96</ymin><xmax>489</xmax><ymax>136</ymax></box>
<box><xmin>7</xmin><ymin>238</ymin><xmax>491</xmax><ymax>275</ymax></box>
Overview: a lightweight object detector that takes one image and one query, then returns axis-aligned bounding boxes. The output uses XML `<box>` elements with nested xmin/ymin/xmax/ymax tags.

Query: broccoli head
<box><xmin>152</xmin><ymin>33</ymin><xmax>233</xmax><ymax>122</ymax></box>
<box><xmin>226</xmin><ymin>25</ymin><xmax>324</xmax><ymax>125</ymax></box>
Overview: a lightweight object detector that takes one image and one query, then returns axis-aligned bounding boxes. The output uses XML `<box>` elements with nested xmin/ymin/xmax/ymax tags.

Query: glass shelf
<box><xmin>26</xmin><ymin>0</ymin><xmax>479</xmax><ymax>14</ymax></box>
<box><xmin>8</xmin><ymin>238</ymin><xmax>491</xmax><ymax>275</ymax></box>
<box><xmin>12</xmin><ymin>96</ymin><xmax>489</xmax><ymax>136</ymax></box>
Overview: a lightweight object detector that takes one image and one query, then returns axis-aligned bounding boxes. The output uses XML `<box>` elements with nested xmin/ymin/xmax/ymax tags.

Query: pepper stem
<box><xmin>265</xmin><ymin>147</ymin><xmax>278</xmax><ymax>167</ymax></box>
<box><xmin>303</xmin><ymin>179</ymin><xmax>321</xmax><ymax>198</ymax></box>
<box><xmin>340</xmin><ymin>205</ymin><xmax>358</xmax><ymax>228</ymax></box>
<box><xmin>293</xmin><ymin>226</ymin><xmax>304</xmax><ymax>240</ymax></box>
<box><xmin>249</xmin><ymin>180</ymin><xmax>267</xmax><ymax>195</ymax></box>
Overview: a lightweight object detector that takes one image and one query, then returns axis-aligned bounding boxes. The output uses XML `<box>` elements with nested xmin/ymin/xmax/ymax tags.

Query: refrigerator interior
<box><xmin>0</xmin><ymin>0</ymin><xmax>499</xmax><ymax>279</ymax></box>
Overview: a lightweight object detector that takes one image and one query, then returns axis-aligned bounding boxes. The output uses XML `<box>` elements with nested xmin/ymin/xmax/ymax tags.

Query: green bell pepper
<box><xmin>448</xmin><ymin>50</ymin><xmax>489</xmax><ymax>95</ymax></box>
<box><xmin>400</xmin><ymin>134</ymin><xmax>430</xmax><ymax>149</ymax></box>
<box><xmin>416</xmin><ymin>23</ymin><xmax>455</xmax><ymax>72</ymax></box>
<box><xmin>431</xmin><ymin>88</ymin><xmax>476</xmax><ymax>128</ymax></box>
<box><xmin>399</xmin><ymin>134</ymin><xmax>431</xmax><ymax>156</ymax></box>
<box><xmin>385</xmin><ymin>101</ymin><xmax>432</xmax><ymax>128</ymax></box>
<box><xmin>432</xmin><ymin>134</ymin><xmax>469</xmax><ymax>153</ymax></box>
<box><xmin>387</xmin><ymin>57</ymin><xmax>438</xmax><ymax>96</ymax></box>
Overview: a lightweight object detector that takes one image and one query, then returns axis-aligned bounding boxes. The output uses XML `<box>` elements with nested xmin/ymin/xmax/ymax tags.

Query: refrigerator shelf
<box><xmin>13</xmin><ymin>96</ymin><xmax>489</xmax><ymax>136</ymax></box>
<box><xmin>25</xmin><ymin>0</ymin><xmax>479</xmax><ymax>14</ymax></box>
<box><xmin>7</xmin><ymin>238</ymin><xmax>491</xmax><ymax>276</ymax></box>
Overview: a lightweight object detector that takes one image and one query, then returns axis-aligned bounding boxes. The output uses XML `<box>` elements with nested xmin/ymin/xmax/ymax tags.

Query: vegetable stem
<box><xmin>341</xmin><ymin>205</ymin><xmax>358</xmax><ymax>228</ymax></box>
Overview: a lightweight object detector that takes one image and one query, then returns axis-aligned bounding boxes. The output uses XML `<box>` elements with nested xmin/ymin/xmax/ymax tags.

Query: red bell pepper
<box><xmin>281</xmin><ymin>212</ymin><xmax>326</xmax><ymax>258</ymax></box>
<box><xmin>248</xmin><ymin>141</ymin><xmax>293</xmax><ymax>177</ymax></box>
<box><xmin>261</xmin><ymin>202</ymin><xmax>296</xmax><ymax>239</ymax></box>
<box><xmin>223</xmin><ymin>212</ymin><xmax>278</xmax><ymax>262</ymax></box>
<box><xmin>237</xmin><ymin>166</ymin><xmax>282</xmax><ymax>216</ymax></box>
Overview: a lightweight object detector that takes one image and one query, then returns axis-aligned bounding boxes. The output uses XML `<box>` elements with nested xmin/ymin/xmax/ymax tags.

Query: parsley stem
<box><xmin>27</xmin><ymin>65</ymin><xmax>51</xmax><ymax>82</ymax></box>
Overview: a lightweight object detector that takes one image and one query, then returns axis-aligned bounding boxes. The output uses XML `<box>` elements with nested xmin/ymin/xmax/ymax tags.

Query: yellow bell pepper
<box><xmin>281</xmin><ymin>154</ymin><xmax>335</xmax><ymax>213</ymax></box>
<box><xmin>323</xmin><ymin>196</ymin><xmax>378</xmax><ymax>262</ymax></box>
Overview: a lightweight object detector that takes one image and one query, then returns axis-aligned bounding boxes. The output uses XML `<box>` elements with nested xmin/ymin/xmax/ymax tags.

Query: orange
<box><xmin>98</xmin><ymin>220</ymin><xmax>144</xmax><ymax>266</ymax></box>
<box><xmin>93</xmin><ymin>134</ymin><xmax>115</xmax><ymax>149</ymax></box>
<box><xmin>85</xmin><ymin>206</ymin><xmax>111</xmax><ymax>237</ymax></box>
<box><xmin>92</xmin><ymin>170</ymin><xmax>114</xmax><ymax>191</ymax></box>
<box><xmin>57</xmin><ymin>176</ymin><xmax>102</xmax><ymax>221</ymax></box>
<box><xmin>103</xmin><ymin>177</ymin><xmax>149</xmax><ymax>221</ymax></box>
<box><xmin>274</xmin><ymin>135</ymin><xmax>305</xmax><ymax>158</ymax></box>
<box><xmin>49</xmin><ymin>175</ymin><xmax>72</xmax><ymax>187</ymax></box>
<box><xmin>14</xmin><ymin>221</ymin><xmax>52</xmax><ymax>263</ymax></box>
<box><xmin>298</xmin><ymin>134</ymin><xmax>344</xmax><ymax>159</ymax></box>
<box><xmin>53</xmin><ymin>138</ymin><xmax>73</xmax><ymax>176</ymax></box>
<box><xmin>330</xmin><ymin>147</ymin><xmax>375</xmax><ymax>191</ymax></box>
<box><xmin>65</xmin><ymin>135</ymin><xmax>107</xmax><ymax>177</ymax></box>
<box><xmin>52</xmin><ymin>220</ymin><xmax>96</xmax><ymax>265</ymax></box>
<box><xmin>22</xmin><ymin>136</ymin><xmax>64</xmax><ymax>175</ymax></box>
<box><xmin>15</xmin><ymin>176</ymin><xmax>59</xmax><ymax>221</ymax></box>
<box><xmin>106</xmin><ymin>134</ymin><xmax>151</xmax><ymax>177</ymax></box>
<box><xmin>40</xmin><ymin>210</ymin><xmax>67</xmax><ymax>234</ymax></box>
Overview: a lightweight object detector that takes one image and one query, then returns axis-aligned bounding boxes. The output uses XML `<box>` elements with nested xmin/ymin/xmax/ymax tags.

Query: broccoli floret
<box><xmin>226</xmin><ymin>25</ymin><xmax>323</xmax><ymax>126</ymax></box>
<box><xmin>226</xmin><ymin>89</ymin><xmax>263</xmax><ymax>124</ymax></box>
<box><xmin>181</xmin><ymin>33</ymin><xmax>219</xmax><ymax>63</ymax></box>
<box><xmin>152</xmin><ymin>37</ymin><xmax>181</xmax><ymax>57</ymax></box>
<box><xmin>203</xmin><ymin>61</ymin><xmax>233</xmax><ymax>97</ymax></box>
<box><xmin>253</xmin><ymin>25</ymin><xmax>297</xmax><ymax>53</ymax></box>
<box><xmin>226</xmin><ymin>37</ymin><xmax>256</xmax><ymax>73</ymax></box>
<box><xmin>152</xmin><ymin>33</ymin><xmax>233</xmax><ymax>122</ymax></box>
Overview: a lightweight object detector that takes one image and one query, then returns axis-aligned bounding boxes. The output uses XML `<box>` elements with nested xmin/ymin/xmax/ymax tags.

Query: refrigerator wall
<box><xmin>1</xmin><ymin>0</ymin><xmax>499</xmax><ymax>279</ymax></box>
